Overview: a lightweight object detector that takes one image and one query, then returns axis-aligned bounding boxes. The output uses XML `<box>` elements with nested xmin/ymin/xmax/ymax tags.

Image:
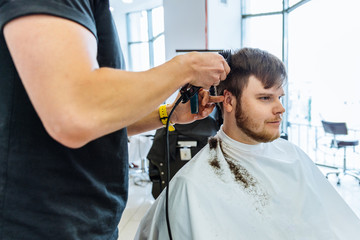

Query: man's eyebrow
<box><xmin>255</xmin><ymin>92</ymin><xmax>285</xmax><ymax>96</ymax></box>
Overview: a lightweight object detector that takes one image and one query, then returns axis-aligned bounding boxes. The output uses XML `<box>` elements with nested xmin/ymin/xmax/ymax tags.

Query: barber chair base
<box><xmin>326</xmin><ymin>170</ymin><xmax>360</xmax><ymax>185</ymax></box>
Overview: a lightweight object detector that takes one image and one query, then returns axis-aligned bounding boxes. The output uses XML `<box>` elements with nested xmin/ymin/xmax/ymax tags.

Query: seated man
<box><xmin>135</xmin><ymin>48</ymin><xmax>360</xmax><ymax>240</ymax></box>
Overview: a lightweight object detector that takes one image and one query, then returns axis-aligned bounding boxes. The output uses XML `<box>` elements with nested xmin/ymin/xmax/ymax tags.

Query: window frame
<box><xmin>126</xmin><ymin>6</ymin><xmax>165</xmax><ymax>71</ymax></box>
<box><xmin>240</xmin><ymin>0</ymin><xmax>312</xmax><ymax>134</ymax></box>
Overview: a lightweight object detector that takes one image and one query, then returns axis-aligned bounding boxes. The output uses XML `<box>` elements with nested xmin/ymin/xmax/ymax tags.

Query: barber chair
<box><xmin>147</xmin><ymin>116</ymin><xmax>220</xmax><ymax>199</ymax></box>
<box><xmin>321</xmin><ymin>120</ymin><xmax>360</xmax><ymax>185</ymax></box>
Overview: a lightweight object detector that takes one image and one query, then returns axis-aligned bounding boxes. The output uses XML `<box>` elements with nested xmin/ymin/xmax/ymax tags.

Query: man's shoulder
<box><xmin>271</xmin><ymin>137</ymin><xmax>298</xmax><ymax>148</ymax></box>
<box><xmin>268</xmin><ymin>137</ymin><xmax>311</xmax><ymax>161</ymax></box>
<box><xmin>266</xmin><ymin>137</ymin><xmax>304</xmax><ymax>154</ymax></box>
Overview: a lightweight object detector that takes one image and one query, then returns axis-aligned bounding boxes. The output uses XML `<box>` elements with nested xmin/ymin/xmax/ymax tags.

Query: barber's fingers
<box><xmin>213</xmin><ymin>79</ymin><xmax>221</xmax><ymax>87</ymax></box>
<box><xmin>199</xmin><ymin>89</ymin><xmax>209</xmax><ymax>106</ymax></box>
<box><xmin>225</xmin><ymin>60</ymin><xmax>231</xmax><ymax>74</ymax></box>
<box><xmin>199</xmin><ymin>89</ymin><xmax>224</xmax><ymax>107</ymax></box>
<box><xmin>209</xmin><ymin>95</ymin><xmax>224</xmax><ymax>104</ymax></box>
<box><xmin>184</xmin><ymin>52</ymin><xmax>230</xmax><ymax>89</ymax></box>
<box><xmin>219</xmin><ymin>70</ymin><xmax>227</xmax><ymax>81</ymax></box>
<box><xmin>199</xmin><ymin>104</ymin><xmax>216</xmax><ymax>118</ymax></box>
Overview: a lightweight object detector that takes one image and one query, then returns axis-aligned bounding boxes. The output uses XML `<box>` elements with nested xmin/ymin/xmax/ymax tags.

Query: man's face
<box><xmin>235</xmin><ymin>75</ymin><xmax>285</xmax><ymax>144</ymax></box>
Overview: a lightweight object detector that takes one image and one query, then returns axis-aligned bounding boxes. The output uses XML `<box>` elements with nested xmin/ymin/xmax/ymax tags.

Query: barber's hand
<box><xmin>169</xmin><ymin>89</ymin><xmax>224</xmax><ymax>124</ymax></box>
<box><xmin>179</xmin><ymin>52</ymin><xmax>230</xmax><ymax>90</ymax></box>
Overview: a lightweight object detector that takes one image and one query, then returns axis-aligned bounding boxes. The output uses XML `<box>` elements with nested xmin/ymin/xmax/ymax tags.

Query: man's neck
<box><xmin>222</xmin><ymin>122</ymin><xmax>260</xmax><ymax>145</ymax></box>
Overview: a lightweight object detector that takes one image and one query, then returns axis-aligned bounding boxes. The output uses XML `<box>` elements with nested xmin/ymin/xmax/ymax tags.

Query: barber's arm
<box><xmin>4</xmin><ymin>15</ymin><xmax>229</xmax><ymax>148</ymax></box>
<box><xmin>127</xmin><ymin>89</ymin><xmax>224</xmax><ymax>136</ymax></box>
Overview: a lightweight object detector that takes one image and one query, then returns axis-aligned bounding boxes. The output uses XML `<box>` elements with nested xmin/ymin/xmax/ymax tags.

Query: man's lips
<box><xmin>266</xmin><ymin>118</ymin><xmax>282</xmax><ymax>123</ymax></box>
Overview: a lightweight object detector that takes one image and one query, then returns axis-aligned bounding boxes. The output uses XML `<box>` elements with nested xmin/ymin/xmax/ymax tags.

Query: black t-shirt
<box><xmin>0</xmin><ymin>1</ymin><xmax>128</xmax><ymax>239</ymax></box>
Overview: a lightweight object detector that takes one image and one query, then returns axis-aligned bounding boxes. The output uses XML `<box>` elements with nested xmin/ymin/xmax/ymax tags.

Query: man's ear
<box><xmin>223</xmin><ymin>90</ymin><xmax>236</xmax><ymax>113</ymax></box>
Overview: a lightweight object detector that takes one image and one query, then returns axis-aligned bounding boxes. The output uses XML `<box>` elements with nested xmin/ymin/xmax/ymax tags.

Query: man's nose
<box><xmin>274</xmin><ymin>99</ymin><xmax>285</xmax><ymax>115</ymax></box>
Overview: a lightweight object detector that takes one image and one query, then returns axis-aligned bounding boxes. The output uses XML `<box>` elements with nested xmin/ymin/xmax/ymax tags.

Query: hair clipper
<box><xmin>180</xmin><ymin>84</ymin><xmax>201</xmax><ymax>114</ymax></box>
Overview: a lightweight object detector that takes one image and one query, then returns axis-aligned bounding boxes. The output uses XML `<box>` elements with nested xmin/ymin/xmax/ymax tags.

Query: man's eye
<box><xmin>260</xmin><ymin>96</ymin><xmax>270</xmax><ymax>100</ymax></box>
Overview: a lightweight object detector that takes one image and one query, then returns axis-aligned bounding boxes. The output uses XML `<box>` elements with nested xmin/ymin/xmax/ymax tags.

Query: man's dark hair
<box><xmin>216</xmin><ymin>48</ymin><xmax>287</xmax><ymax>112</ymax></box>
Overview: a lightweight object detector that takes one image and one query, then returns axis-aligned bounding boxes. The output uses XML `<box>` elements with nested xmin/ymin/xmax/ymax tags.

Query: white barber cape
<box><xmin>135</xmin><ymin>128</ymin><xmax>360</xmax><ymax>240</ymax></box>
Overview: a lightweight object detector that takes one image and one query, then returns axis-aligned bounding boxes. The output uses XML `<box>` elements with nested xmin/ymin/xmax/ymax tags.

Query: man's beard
<box><xmin>235</xmin><ymin>104</ymin><xmax>281</xmax><ymax>143</ymax></box>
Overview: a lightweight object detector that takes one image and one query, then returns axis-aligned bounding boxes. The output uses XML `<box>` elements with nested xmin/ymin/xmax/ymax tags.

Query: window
<box><xmin>242</xmin><ymin>14</ymin><xmax>283</xmax><ymax>59</ymax></box>
<box><xmin>241</xmin><ymin>0</ymin><xmax>360</xmax><ymax>164</ymax></box>
<box><xmin>289</xmin><ymin>0</ymin><xmax>304</xmax><ymax>7</ymax></box>
<box><xmin>243</xmin><ymin>0</ymin><xmax>283</xmax><ymax>14</ymax></box>
<box><xmin>242</xmin><ymin>0</ymin><xmax>360</xmax><ymax>130</ymax></box>
<box><xmin>287</xmin><ymin>0</ymin><xmax>360</xmax><ymax>128</ymax></box>
<box><xmin>126</xmin><ymin>6</ymin><xmax>165</xmax><ymax>71</ymax></box>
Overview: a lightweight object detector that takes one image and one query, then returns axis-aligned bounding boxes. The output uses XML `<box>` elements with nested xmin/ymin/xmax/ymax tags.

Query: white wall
<box><xmin>163</xmin><ymin>0</ymin><xmax>206</xmax><ymax>60</ymax></box>
<box><xmin>207</xmin><ymin>0</ymin><xmax>241</xmax><ymax>50</ymax></box>
<box><xmin>111</xmin><ymin>0</ymin><xmax>242</xmax><ymax>64</ymax></box>
<box><xmin>163</xmin><ymin>0</ymin><xmax>241</xmax><ymax>60</ymax></box>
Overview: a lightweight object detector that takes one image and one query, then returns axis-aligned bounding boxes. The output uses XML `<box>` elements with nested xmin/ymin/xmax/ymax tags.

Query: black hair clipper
<box><xmin>180</xmin><ymin>84</ymin><xmax>201</xmax><ymax>114</ymax></box>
